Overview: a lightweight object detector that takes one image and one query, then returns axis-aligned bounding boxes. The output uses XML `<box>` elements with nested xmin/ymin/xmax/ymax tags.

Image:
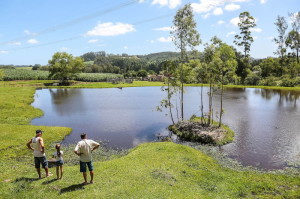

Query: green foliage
<box><xmin>1</xmin><ymin>69</ymin><xmax>121</xmax><ymax>82</ymax></box>
<box><xmin>244</xmin><ymin>72</ymin><xmax>261</xmax><ymax>85</ymax></box>
<box><xmin>3</xmin><ymin>69</ymin><xmax>51</xmax><ymax>80</ymax></box>
<box><xmin>172</xmin><ymin>3</ymin><xmax>201</xmax><ymax>62</ymax></box>
<box><xmin>259</xmin><ymin>76</ymin><xmax>279</xmax><ymax>86</ymax></box>
<box><xmin>0</xmin><ymin>69</ymin><xmax>4</xmax><ymax>80</ymax></box>
<box><xmin>260</xmin><ymin>57</ymin><xmax>281</xmax><ymax>77</ymax></box>
<box><xmin>48</xmin><ymin>52</ymin><xmax>85</xmax><ymax>82</ymax></box>
<box><xmin>273</xmin><ymin>15</ymin><xmax>288</xmax><ymax>59</ymax></box>
<box><xmin>137</xmin><ymin>69</ymin><xmax>148</xmax><ymax>78</ymax></box>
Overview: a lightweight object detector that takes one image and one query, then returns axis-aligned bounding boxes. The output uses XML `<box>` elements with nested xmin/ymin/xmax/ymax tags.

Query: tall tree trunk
<box><xmin>200</xmin><ymin>85</ymin><xmax>204</xmax><ymax>124</ymax></box>
<box><xmin>208</xmin><ymin>77</ymin><xmax>212</xmax><ymax>125</ymax></box>
<box><xmin>219</xmin><ymin>75</ymin><xmax>224</xmax><ymax>127</ymax></box>
<box><xmin>167</xmin><ymin>76</ymin><xmax>175</xmax><ymax>125</ymax></box>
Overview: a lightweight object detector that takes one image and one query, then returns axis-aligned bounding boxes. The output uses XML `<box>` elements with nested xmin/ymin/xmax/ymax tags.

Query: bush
<box><xmin>280</xmin><ymin>78</ymin><xmax>296</xmax><ymax>87</ymax></box>
<box><xmin>0</xmin><ymin>69</ymin><xmax>4</xmax><ymax>80</ymax></box>
<box><xmin>258</xmin><ymin>76</ymin><xmax>279</xmax><ymax>86</ymax></box>
<box><xmin>244</xmin><ymin>73</ymin><xmax>261</xmax><ymax>85</ymax></box>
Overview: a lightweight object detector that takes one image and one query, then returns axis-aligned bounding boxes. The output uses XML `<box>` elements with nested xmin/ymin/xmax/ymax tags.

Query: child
<box><xmin>53</xmin><ymin>144</ymin><xmax>64</xmax><ymax>180</ymax></box>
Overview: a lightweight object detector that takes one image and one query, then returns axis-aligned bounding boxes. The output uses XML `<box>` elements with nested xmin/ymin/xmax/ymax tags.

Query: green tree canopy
<box><xmin>48</xmin><ymin>52</ymin><xmax>85</xmax><ymax>83</ymax></box>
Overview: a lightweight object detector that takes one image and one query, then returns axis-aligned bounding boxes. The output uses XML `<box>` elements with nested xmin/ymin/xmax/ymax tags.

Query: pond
<box><xmin>31</xmin><ymin>87</ymin><xmax>300</xmax><ymax>170</ymax></box>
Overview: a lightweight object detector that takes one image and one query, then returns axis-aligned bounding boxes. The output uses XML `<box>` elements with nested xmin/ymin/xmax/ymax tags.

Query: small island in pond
<box><xmin>169</xmin><ymin>117</ymin><xmax>234</xmax><ymax>146</ymax></box>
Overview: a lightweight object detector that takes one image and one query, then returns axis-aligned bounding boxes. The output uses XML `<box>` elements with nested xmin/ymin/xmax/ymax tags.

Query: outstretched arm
<box><xmin>26</xmin><ymin>139</ymin><xmax>33</xmax><ymax>151</ymax></box>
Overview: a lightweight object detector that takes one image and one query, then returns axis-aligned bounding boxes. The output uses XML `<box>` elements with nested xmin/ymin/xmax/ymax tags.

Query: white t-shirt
<box><xmin>53</xmin><ymin>151</ymin><xmax>64</xmax><ymax>161</ymax></box>
<box><xmin>32</xmin><ymin>137</ymin><xmax>45</xmax><ymax>157</ymax></box>
<box><xmin>74</xmin><ymin>139</ymin><xmax>100</xmax><ymax>162</ymax></box>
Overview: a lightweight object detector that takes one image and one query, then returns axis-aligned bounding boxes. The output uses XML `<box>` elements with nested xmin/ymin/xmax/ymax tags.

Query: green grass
<box><xmin>1</xmin><ymin>143</ymin><xmax>299</xmax><ymax>199</ymax></box>
<box><xmin>0</xmin><ymin>81</ymin><xmax>299</xmax><ymax>198</ymax></box>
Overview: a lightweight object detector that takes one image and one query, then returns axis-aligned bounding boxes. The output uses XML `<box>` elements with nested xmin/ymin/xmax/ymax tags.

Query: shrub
<box><xmin>258</xmin><ymin>76</ymin><xmax>278</xmax><ymax>86</ymax></box>
<box><xmin>280</xmin><ymin>78</ymin><xmax>296</xmax><ymax>87</ymax></box>
<box><xmin>244</xmin><ymin>73</ymin><xmax>261</xmax><ymax>85</ymax></box>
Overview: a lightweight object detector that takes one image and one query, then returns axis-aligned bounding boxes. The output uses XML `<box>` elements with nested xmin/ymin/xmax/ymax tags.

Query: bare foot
<box><xmin>90</xmin><ymin>181</ymin><xmax>94</xmax><ymax>184</ymax></box>
<box><xmin>82</xmin><ymin>182</ymin><xmax>88</xmax><ymax>185</ymax></box>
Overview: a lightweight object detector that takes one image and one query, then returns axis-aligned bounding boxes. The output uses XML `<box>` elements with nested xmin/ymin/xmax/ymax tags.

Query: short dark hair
<box><xmin>36</xmin><ymin>129</ymin><xmax>43</xmax><ymax>134</ymax></box>
<box><xmin>80</xmin><ymin>133</ymin><xmax>86</xmax><ymax>139</ymax></box>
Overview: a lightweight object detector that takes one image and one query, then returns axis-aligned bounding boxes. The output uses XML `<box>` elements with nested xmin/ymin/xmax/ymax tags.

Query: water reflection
<box><xmin>255</xmin><ymin>88</ymin><xmax>300</xmax><ymax>107</ymax></box>
<box><xmin>31</xmin><ymin>87</ymin><xmax>300</xmax><ymax>170</ymax></box>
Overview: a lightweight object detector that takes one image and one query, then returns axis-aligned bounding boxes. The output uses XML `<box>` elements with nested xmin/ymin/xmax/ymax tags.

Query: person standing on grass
<box><xmin>53</xmin><ymin>144</ymin><xmax>64</xmax><ymax>180</ymax></box>
<box><xmin>74</xmin><ymin>133</ymin><xmax>100</xmax><ymax>185</ymax></box>
<box><xmin>26</xmin><ymin>129</ymin><xmax>50</xmax><ymax>179</ymax></box>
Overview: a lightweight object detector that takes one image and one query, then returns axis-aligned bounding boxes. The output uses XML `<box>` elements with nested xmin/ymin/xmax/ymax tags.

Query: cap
<box><xmin>36</xmin><ymin>129</ymin><xmax>43</xmax><ymax>134</ymax></box>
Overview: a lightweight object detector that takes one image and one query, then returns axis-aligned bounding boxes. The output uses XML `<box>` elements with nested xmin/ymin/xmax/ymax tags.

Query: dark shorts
<box><xmin>34</xmin><ymin>156</ymin><xmax>48</xmax><ymax>169</ymax></box>
<box><xmin>80</xmin><ymin>161</ymin><xmax>93</xmax><ymax>172</ymax></box>
<box><xmin>56</xmin><ymin>160</ymin><xmax>64</xmax><ymax>166</ymax></box>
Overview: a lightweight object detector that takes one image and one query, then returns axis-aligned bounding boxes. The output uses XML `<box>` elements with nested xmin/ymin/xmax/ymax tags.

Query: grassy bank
<box><xmin>0</xmin><ymin>81</ymin><xmax>299</xmax><ymax>198</ymax></box>
<box><xmin>1</xmin><ymin>142</ymin><xmax>299</xmax><ymax>199</ymax></box>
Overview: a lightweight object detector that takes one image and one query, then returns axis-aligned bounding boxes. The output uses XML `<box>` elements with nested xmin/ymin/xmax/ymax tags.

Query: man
<box><xmin>26</xmin><ymin>129</ymin><xmax>49</xmax><ymax>179</ymax></box>
<box><xmin>74</xmin><ymin>133</ymin><xmax>100</xmax><ymax>185</ymax></box>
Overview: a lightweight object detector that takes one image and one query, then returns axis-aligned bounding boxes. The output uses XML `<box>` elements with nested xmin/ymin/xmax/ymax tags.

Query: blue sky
<box><xmin>0</xmin><ymin>0</ymin><xmax>299</xmax><ymax>65</ymax></box>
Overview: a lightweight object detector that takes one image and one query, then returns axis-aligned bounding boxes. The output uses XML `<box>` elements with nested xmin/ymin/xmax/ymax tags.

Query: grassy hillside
<box><xmin>1</xmin><ymin>142</ymin><xmax>299</xmax><ymax>199</ymax></box>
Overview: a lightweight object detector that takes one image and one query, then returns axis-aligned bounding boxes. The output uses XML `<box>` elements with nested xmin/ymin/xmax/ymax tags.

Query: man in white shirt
<box><xmin>74</xmin><ymin>133</ymin><xmax>100</xmax><ymax>185</ymax></box>
<box><xmin>26</xmin><ymin>130</ymin><xmax>49</xmax><ymax>179</ymax></box>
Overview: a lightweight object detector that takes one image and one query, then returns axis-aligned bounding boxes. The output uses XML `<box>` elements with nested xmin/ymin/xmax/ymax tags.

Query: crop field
<box><xmin>2</xmin><ymin>69</ymin><xmax>122</xmax><ymax>82</ymax></box>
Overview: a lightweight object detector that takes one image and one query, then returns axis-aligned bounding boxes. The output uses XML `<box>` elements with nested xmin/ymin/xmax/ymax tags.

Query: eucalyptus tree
<box><xmin>202</xmin><ymin>37</ymin><xmax>222</xmax><ymax>125</ymax></box>
<box><xmin>273</xmin><ymin>16</ymin><xmax>288</xmax><ymax>61</ymax></box>
<box><xmin>48</xmin><ymin>52</ymin><xmax>85</xmax><ymax>84</ymax></box>
<box><xmin>286</xmin><ymin>12</ymin><xmax>300</xmax><ymax>63</ymax></box>
<box><xmin>158</xmin><ymin>60</ymin><xmax>179</xmax><ymax>125</ymax></box>
<box><xmin>171</xmin><ymin>3</ymin><xmax>201</xmax><ymax>121</ymax></box>
<box><xmin>234</xmin><ymin>11</ymin><xmax>256</xmax><ymax>58</ymax></box>
<box><xmin>212</xmin><ymin>44</ymin><xmax>237</xmax><ymax>127</ymax></box>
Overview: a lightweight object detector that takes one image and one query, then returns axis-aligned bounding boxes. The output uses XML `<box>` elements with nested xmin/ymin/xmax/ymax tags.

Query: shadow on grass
<box><xmin>42</xmin><ymin>178</ymin><xmax>58</xmax><ymax>185</ymax></box>
<box><xmin>60</xmin><ymin>183</ymin><xmax>85</xmax><ymax>194</ymax></box>
<box><xmin>14</xmin><ymin>177</ymin><xmax>40</xmax><ymax>183</ymax></box>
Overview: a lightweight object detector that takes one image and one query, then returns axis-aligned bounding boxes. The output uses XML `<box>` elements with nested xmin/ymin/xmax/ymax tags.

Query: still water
<box><xmin>31</xmin><ymin>87</ymin><xmax>300</xmax><ymax>170</ymax></box>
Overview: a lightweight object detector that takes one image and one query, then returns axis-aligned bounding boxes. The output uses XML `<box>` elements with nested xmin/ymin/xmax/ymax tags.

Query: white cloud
<box><xmin>192</xmin><ymin>0</ymin><xmax>248</xmax><ymax>13</ymax></box>
<box><xmin>250</xmin><ymin>27</ymin><xmax>262</xmax><ymax>32</ymax></box>
<box><xmin>86</xmin><ymin>22</ymin><xmax>135</xmax><ymax>36</ymax></box>
<box><xmin>213</xmin><ymin>7</ymin><xmax>223</xmax><ymax>15</ymax></box>
<box><xmin>260</xmin><ymin>0</ymin><xmax>267</xmax><ymax>4</ymax></box>
<box><xmin>124</xmin><ymin>46</ymin><xmax>128</xmax><ymax>50</ymax></box>
<box><xmin>151</xmin><ymin>0</ymin><xmax>182</xmax><ymax>9</ymax></box>
<box><xmin>88</xmin><ymin>39</ymin><xmax>98</xmax><ymax>43</ymax></box>
<box><xmin>218</xmin><ymin>20</ymin><xmax>225</xmax><ymax>24</ymax></box>
<box><xmin>154</xmin><ymin>26</ymin><xmax>173</xmax><ymax>31</ymax></box>
<box><xmin>60</xmin><ymin>47</ymin><xmax>68</xmax><ymax>51</ymax></box>
<box><xmin>9</xmin><ymin>41</ymin><xmax>21</xmax><ymax>45</ymax></box>
<box><xmin>27</xmin><ymin>39</ymin><xmax>38</xmax><ymax>44</ymax></box>
<box><xmin>224</xmin><ymin>3</ymin><xmax>240</xmax><ymax>11</ymax></box>
<box><xmin>0</xmin><ymin>50</ymin><xmax>8</xmax><ymax>54</ymax></box>
<box><xmin>138</xmin><ymin>0</ymin><xmax>145</xmax><ymax>3</ymax></box>
<box><xmin>230</xmin><ymin>17</ymin><xmax>240</xmax><ymax>26</ymax></box>
<box><xmin>203</xmin><ymin>13</ymin><xmax>211</xmax><ymax>19</ymax></box>
<box><xmin>158</xmin><ymin>37</ymin><xmax>172</xmax><ymax>42</ymax></box>
<box><xmin>192</xmin><ymin>0</ymin><xmax>249</xmax><ymax>18</ymax></box>
<box><xmin>267</xmin><ymin>36</ymin><xmax>274</xmax><ymax>40</ymax></box>
<box><xmin>226</xmin><ymin>31</ymin><xmax>236</xmax><ymax>37</ymax></box>
<box><xmin>253</xmin><ymin>36</ymin><xmax>258</xmax><ymax>40</ymax></box>
<box><xmin>24</xmin><ymin>30</ymin><xmax>37</xmax><ymax>36</ymax></box>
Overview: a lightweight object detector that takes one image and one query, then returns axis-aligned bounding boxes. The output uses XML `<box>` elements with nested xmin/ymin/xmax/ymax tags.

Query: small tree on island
<box><xmin>48</xmin><ymin>52</ymin><xmax>85</xmax><ymax>84</ymax></box>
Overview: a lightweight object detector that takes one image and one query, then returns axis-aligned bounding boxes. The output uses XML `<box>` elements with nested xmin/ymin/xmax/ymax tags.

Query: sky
<box><xmin>0</xmin><ymin>0</ymin><xmax>299</xmax><ymax>65</ymax></box>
